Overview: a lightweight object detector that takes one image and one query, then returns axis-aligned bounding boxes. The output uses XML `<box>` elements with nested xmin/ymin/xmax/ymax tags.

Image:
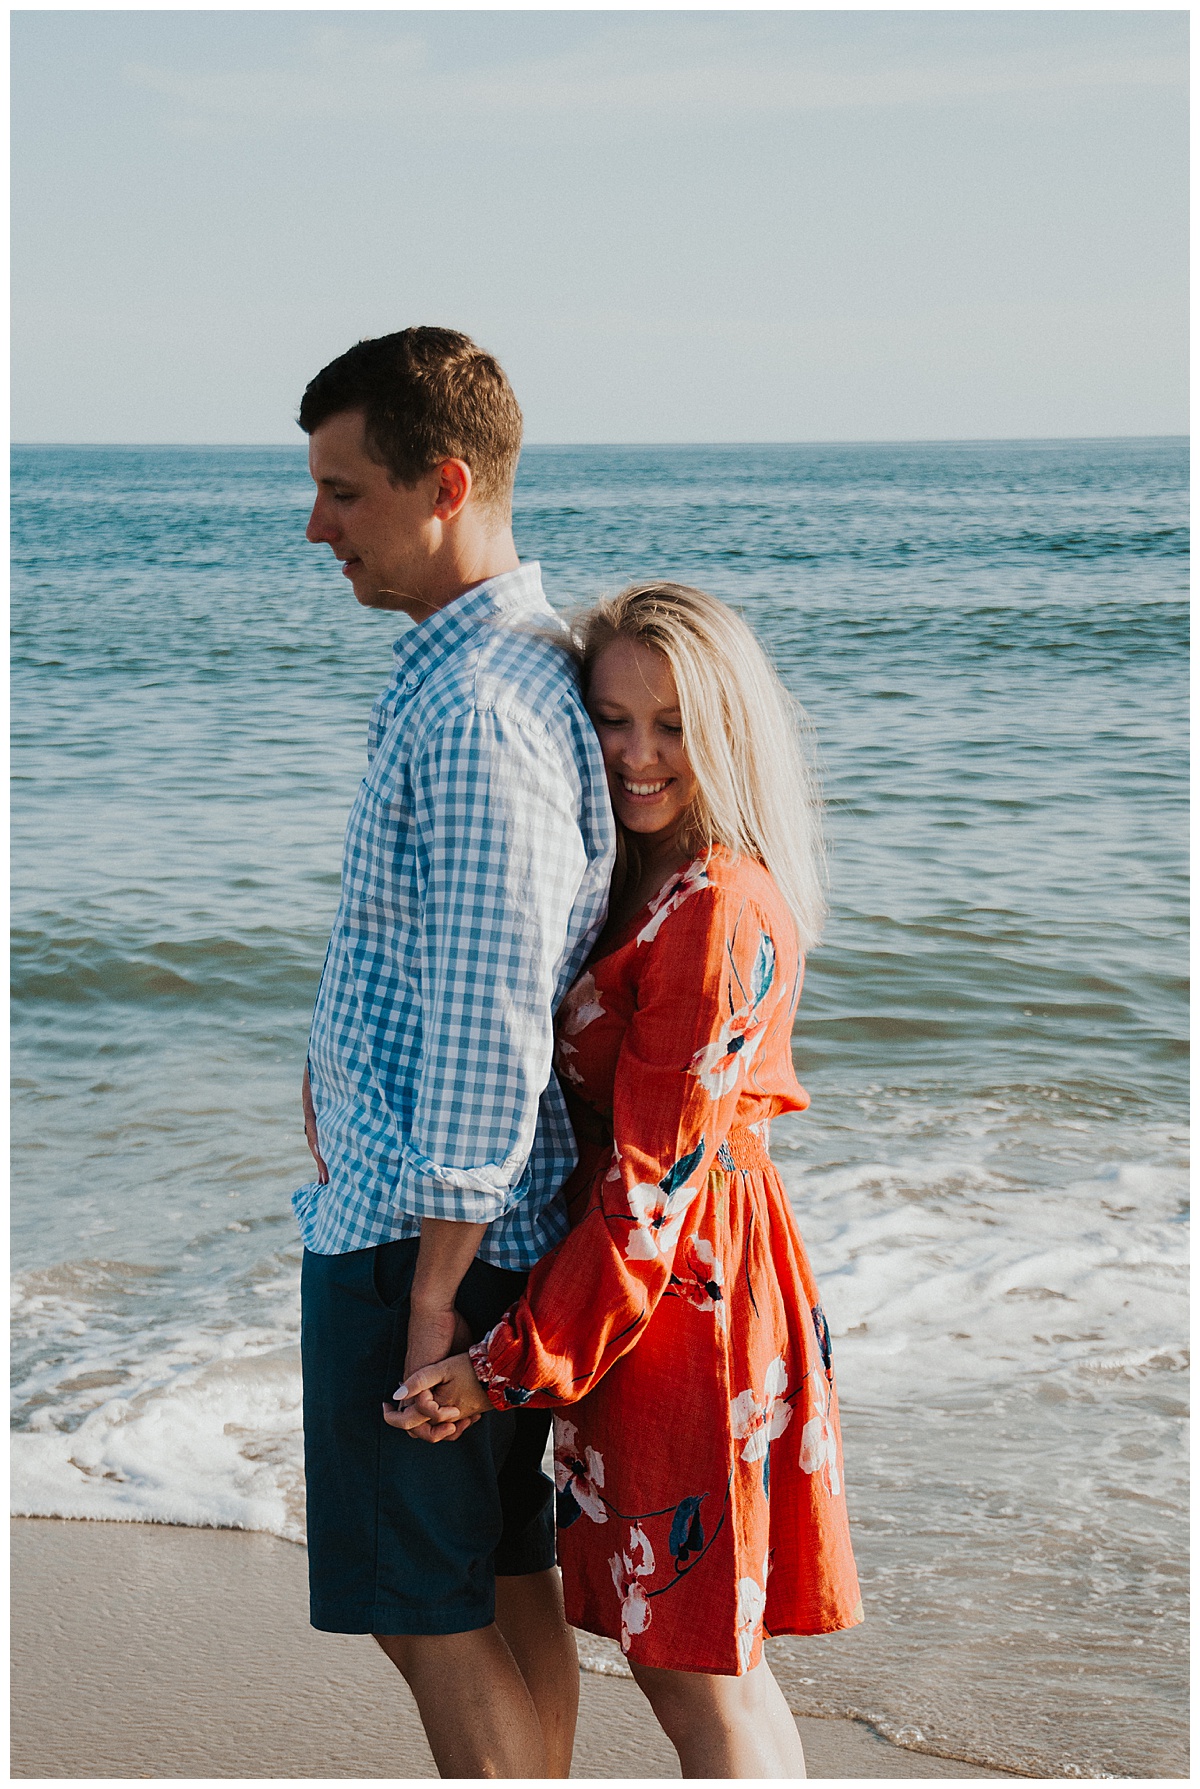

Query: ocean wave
<box><xmin>776</xmin><ymin>1143</ymin><xmax>1188</xmax><ymax>1407</ymax></box>
<box><xmin>11</xmin><ymin>926</ymin><xmax>324</xmax><ymax>1006</ymax></box>
<box><xmin>12</xmin><ymin>1348</ymin><xmax>305</xmax><ymax>1541</ymax></box>
<box><xmin>11</xmin><ymin>1118</ymin><xmax>1187</xmax><ymax>1539</ymax></box>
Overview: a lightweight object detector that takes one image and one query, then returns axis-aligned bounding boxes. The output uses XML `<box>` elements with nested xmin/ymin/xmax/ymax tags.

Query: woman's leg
<box><xmin>629</xmin><ymin>1656</ymin><xmax>807</xmax><ymax>1779</ymax></box>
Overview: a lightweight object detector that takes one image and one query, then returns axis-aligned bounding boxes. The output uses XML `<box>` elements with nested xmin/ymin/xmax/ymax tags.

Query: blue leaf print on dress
<box><xmin>751</xmin><ymin>932</ymin><xmax>776</xmax><ymax>1006</ymax></box>
<box><xmin>668</xmin><ymin>1495</ymin><xmax>706</xmax><ymax>1564</ymax></box>
<box><xmin>556</xmin><ymin>1487</ymin><xmax>583</xmax><ymax>1528</ymax></box>
<box><xmin>659</xmin><ymin>1139</ymin><xmax>706</xmax><ymax>1197</ymax></box>
<box><xmin>811</xmin><ymin>1304</ymin><xmax>833</xmax><ymax>1376</ymax></box>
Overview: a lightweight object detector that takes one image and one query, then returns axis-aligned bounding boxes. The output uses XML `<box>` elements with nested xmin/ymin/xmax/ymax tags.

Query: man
<box><xmin>294</xmin><ymin>327</ymin><xmax>614</xmax><ymax>1777</ymax></box>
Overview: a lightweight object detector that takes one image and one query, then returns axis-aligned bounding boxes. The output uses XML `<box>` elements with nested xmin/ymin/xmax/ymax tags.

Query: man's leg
<box><xmin>373</xmin><ymin>1626</ymin><xmax>548</xmax><ymax>1779</ymax></box>
<box><xmin>302</xmin><ymin>1244</ymin><xmax>564</xmax><ymax>1779</ymax></box>
<box><xmin>495</xmin><ymin>1569</ymin><xmax>579</xmax><ymax>1778</ymax></box>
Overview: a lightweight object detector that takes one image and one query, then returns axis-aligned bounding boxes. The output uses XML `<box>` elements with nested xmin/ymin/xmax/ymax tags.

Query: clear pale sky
<box><xmin>11</xmin><ymin>8</ymin><xmax>1188</xmax><ymax>444</ymax></box>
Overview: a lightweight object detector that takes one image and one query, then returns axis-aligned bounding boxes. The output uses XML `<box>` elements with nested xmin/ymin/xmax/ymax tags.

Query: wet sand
<box><xmin>11</xmin><ymin>1517</ymin><xmax>1017</xmax><ymax>1778</ymax></box>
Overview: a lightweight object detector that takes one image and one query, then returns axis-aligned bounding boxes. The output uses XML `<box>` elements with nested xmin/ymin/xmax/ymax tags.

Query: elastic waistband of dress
<box><xmin>713</xmin><ymin>1126</ymin><xmax>772</xmax><ymax>1172</ymax></box>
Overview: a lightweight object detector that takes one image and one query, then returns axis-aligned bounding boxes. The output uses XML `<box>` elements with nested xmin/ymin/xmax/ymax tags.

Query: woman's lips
<box><xmin>617</xmin><ymin>776</ymin><xmax>673</xmax><ymax>802</ymax></box>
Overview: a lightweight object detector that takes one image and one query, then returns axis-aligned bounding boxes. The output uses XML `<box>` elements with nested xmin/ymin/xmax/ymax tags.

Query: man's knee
<box><xmin>372</xmin><ymin>1628</ymin><xmax>413</xmax><ymax>1679</ymax></box>
<box><xmin>372</xmin><ymin>1624</ymin><xmax>494</xmax><ymax>1687</ymax></box>
<box><xmin>372</xmin><ymin>1627</ymin><xmax>441</xmax><ymax>1686</ymax></box>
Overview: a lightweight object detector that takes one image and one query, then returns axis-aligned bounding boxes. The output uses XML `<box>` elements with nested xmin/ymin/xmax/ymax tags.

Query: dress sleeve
<box><xmin>471</xmin><ymin>882</ymin><xmax>789</xmax><ymax>1407</ymax></box>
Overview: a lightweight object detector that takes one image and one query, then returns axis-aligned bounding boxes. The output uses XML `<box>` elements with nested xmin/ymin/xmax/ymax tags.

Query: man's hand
<box><xmin>302</xmin><ymin>1064</ymin><xmax>329</xmax><ymax>1184</ymax></box>
<box><xmin>384</xmin><ymin>1350</ymin><xmax>493</xmax><ymax>1441</ymax></box>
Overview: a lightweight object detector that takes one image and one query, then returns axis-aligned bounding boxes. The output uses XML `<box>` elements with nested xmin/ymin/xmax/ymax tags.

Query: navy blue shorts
<box><xmin>300</xmin><ymin>1238</ymin><xmax>555</xmax><ymax>1636</ymax></box>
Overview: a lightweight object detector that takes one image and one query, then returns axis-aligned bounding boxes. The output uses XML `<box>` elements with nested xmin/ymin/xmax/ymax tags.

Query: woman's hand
<box><xmin>382</xmin><ymin>1351</ymin><xmax>493</xmax><ymax>1442</ymax></box>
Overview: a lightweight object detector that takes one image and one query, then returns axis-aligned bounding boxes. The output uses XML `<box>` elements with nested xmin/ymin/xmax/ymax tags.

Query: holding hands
<box><xmin>383</xmin><ymin>1348</ymin><xmax>493</xmax><ymax>1441</ymax></box>
<box><xmin>380</xmin><ymin>1221</ymin><xmax>498</xmax><ymax>1441</ymax></box>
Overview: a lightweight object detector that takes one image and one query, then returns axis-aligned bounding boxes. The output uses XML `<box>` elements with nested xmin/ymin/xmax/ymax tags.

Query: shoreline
<box><xmin>11</xmin><ymin>1516</ymin><xmax>1018</xmax><ymax>1779</ymax></box>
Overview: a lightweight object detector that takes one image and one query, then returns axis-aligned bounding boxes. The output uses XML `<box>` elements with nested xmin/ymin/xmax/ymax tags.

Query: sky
<box><xmin>11</xmin><ymin>8</ymin><xmax>1189</xmax><ymax>444</ymax></box>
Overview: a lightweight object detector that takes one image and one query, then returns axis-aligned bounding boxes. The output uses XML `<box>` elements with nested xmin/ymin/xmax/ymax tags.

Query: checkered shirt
<box><xmin>293</xmin><ymin>564</ymin><xmax>615</xmax><ymax>1268</ymax></box>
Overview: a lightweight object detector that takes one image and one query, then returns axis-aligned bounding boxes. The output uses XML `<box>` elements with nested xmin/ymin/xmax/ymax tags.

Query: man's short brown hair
<box><xmin>298</xmin><ymin>327</ymin><xmax>523</xmax><ymax>516</ymax></box>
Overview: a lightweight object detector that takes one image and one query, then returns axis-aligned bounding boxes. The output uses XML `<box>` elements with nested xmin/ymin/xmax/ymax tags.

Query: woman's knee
<box><xmin>630</xmin><ymin>1660</ymin><xmax>750</xmax><ymax>1731</ymax></box>
<box><xmin>631</xmin><ymin>1661</ymin><xmax>698</xmax><ymax>1725</ymax></box>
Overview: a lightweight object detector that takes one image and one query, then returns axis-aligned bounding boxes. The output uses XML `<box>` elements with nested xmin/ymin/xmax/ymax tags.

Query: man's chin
<box><xmin>351</xmin><ymin>581</ymin><xmax>401</xmax><ymax>612</ymax></box>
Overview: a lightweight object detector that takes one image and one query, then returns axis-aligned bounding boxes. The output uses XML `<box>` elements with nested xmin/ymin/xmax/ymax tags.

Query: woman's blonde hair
<box><xmin>579</xmin><ymin>582</ymin><xmax>827</xmax><ymax>953</ymax></box>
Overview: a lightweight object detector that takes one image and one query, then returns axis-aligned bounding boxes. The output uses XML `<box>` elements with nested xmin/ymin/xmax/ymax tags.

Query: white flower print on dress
<box><xmin>729</xmin><ymin>1355</ymin><xmax>793</xmax><ymax>1462</ymax></box>
<box><xmin>689</xmin><ymin>1008</ymin><xmax>770</xmax><ymax>1099</ymax></box>
<box><xmin>626</xmin><ymin>1182</ymin><xmax>702</xmax><ymax>1261</ymax></box>
<box><xmin>552</xmin><ymin>1417</ymin><xmax>608</xmax><ymax>1522</ymax></box>
<box><xmin>625</xmin><ymin>1139</ymin><xmax>706</xmax><ymax>1262</ymax></box>
<box><xmin>560</xmin><ymin>970</ymin><xmax>606</xmax><ymax>1035</ymax></box>
<box><xmin>611</xmin><ymin>1531</ymin><xmax>658</xmax><ymax>1653</ymax></box>
<box><xmin>635</xmin><ymin>858</ymin><xmax>711</xmax><ymax>946</ymax></box>
<box><xmin>555</xmin><ymin>971</ymin><xmax>605</xmax><ymax>1085</ymax></box>
<box><xmin>799</xmin><ymin>1372</ymin><xmax>842</xmax><ymax>1496</ymax></box>
<box><xmin>735</xmin><ymin>1567</ymin><xmax>768</xmax><ymax>1673</ymax></box>
<box><xmin>554</xmin><ymin>1036</ymin><xmax>585</xmax><ymax>1085</ymax></box>
<box><xmin>609</xmin><ymin>1525</ymin><xmax>656</xmax><ymax>1651</ymax></box>
<box><xmin>673</xmin><ymin>1234</ymin><xmax>728</xmax><ymax>1328</ymax></box>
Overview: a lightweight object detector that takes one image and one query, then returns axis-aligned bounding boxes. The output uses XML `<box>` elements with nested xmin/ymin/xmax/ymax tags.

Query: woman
<box><xmin>394</xmin><ymin>583</ymin><xmax>863</xmax><ymax>1777</ymax></box>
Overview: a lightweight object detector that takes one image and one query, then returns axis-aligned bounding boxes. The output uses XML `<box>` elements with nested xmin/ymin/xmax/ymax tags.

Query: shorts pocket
<box><xmin>370</xmin><ymin>1238</ymin><xmax>420</xmax><ymax>1311</ymax></box>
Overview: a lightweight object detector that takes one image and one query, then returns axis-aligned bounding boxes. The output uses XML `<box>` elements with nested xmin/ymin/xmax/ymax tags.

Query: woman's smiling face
<box><xmin>587</xmin><ymin>637</ymin><xmax>698</xmax><ymax>845</ymax></box>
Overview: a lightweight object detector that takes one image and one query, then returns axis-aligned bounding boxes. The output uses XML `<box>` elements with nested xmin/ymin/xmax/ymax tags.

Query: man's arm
<box><xmin>406</xmin><ymin>1215</ymin><xmax>486</xmax><ymax>1378</ymax></box>
<box><xmin>398</xmin><ymin>705</ymin><xmax>588</xmax><ymax>1224</ymax></box>
<box><xmin>397</xmin><ymin>1217</ymin><xmax>488</xmax><ymax>1438</ymax></box>
<box><xmin>394</xmin><ymin>702</ymin><xmax>589</xmax><ymax>1410</ymax></box>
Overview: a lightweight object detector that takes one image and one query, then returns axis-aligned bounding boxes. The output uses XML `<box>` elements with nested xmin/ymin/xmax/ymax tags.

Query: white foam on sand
<box><xmin>12</xmin><ymin>1251</ymin><xmax>307</xmax><ymax>1541</ymax></box>
<box><xmin>12</xmin><ymin>1348</ymin><xmax>306</xmax><ymax>1541</ymax></box>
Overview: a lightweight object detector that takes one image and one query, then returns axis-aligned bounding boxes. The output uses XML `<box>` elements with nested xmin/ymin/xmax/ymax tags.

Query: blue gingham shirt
<box><xmin>293</xmin><ymin>564</ymin><xmax>615</xmax><ymax>1268</ymax></box>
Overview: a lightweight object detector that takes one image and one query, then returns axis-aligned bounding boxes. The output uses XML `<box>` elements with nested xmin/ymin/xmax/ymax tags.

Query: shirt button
<box><xmin>402</xmin><ymin>672</ymin><xmax>420</xmax><ymax>692</ymax></box>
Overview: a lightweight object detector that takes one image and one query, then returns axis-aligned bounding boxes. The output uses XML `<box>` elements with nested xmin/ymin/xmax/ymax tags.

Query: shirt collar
<box><xmin>390</xmin><ymin>563</ymin><xmax>557</xmax><ymax>686</ymax></box>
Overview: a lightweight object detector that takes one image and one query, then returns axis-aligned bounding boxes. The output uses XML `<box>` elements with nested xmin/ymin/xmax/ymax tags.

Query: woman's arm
<box><xmin>466</xmin><ymin>885</ymin><xmax>788</xmax><ymax>1408</ymax></box>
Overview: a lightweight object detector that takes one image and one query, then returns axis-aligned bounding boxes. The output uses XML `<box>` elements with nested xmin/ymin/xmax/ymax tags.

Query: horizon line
<box><xmin>11</xmin><ymin>432</ymin><xmax>1190</xmax><ymax>450</ymax></box>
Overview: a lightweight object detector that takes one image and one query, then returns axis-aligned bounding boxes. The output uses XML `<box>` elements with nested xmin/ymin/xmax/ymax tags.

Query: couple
<box><xmin>294</xmin><ymin>327</ymin><xmax>862</xmax><ymax>1780</ymax></box>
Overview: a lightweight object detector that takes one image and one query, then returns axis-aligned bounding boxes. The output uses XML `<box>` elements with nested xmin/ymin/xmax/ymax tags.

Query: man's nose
<box><xmin>306</xmin><ymin>499</ymin><xmax>337</xmax><ymax>546</ymax></box>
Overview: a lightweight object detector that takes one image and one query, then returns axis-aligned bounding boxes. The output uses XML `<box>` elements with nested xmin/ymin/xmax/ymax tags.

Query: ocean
<box><xmin>11</xmin><ymin>438</ymin><xmax>1188</xmax><ymax>1778</ymax></box>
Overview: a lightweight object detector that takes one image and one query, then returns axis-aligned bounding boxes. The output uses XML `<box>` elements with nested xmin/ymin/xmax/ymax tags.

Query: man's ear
<box><xmin>432</xmin><ymin>459</ymin><xmax>472</xmax><ymax>520</ymax></box>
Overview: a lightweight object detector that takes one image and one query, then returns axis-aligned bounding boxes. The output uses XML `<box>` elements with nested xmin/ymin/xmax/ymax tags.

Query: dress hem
<box><xmin>566</xmin><ymin>1609</ymin><xmax>866</xmax><ymax>1677</ymax></box>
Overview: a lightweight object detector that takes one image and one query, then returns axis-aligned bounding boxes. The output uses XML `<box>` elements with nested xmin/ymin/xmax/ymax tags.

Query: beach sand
<box><xmin>11</xmin><ymin>1518</ymin><xmax>1016</xmax><ymax>1779</ymax></box>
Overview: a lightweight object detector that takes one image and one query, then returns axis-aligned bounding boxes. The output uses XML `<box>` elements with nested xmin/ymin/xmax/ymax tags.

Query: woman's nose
<box><xmin>620</xmin><ymin>727</ymin><xmax>659</xmax><ymax>770</ymax></box>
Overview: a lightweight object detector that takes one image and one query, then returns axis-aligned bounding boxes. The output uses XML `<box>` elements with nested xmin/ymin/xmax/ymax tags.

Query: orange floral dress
<box><xmin>471</xmin><ymin>846</ymin><xmax>863</xmax><ymax>1674</ymax></box>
